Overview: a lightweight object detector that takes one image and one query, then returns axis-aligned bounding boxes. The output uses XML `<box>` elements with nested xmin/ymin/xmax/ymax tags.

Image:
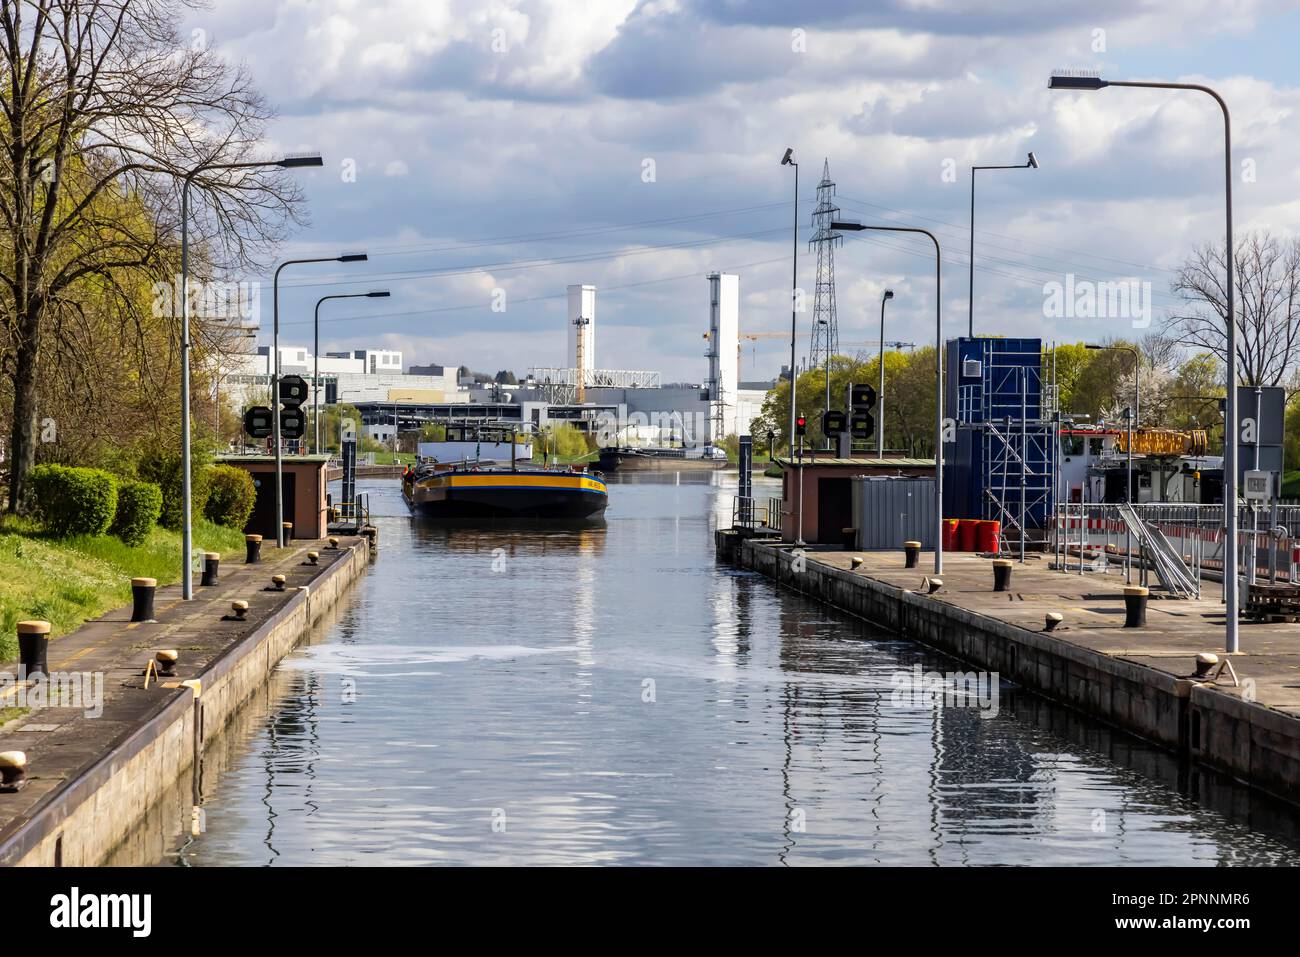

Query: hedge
<box><xmin>111</xmin><ymin>479</ymin><xmax>163</xmax><ymax>546</ymax></box>
<box><xmin>204</xmin><ymin>464</ymin><xmax>256</xmax><ymax>530</ymax></box>
<box><xmin>27</xmin><ymin>464</ymin><xmax>119</xmax><ymax>538</ymax></box>
<box><xmin>137</xmin><ymin>447</ymin><xmax>211</xmax><ymax>530</ymax></box>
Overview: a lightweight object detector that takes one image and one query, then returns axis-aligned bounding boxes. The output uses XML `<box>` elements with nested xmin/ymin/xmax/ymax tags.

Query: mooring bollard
<box><xmin>850</xmin><ymin>556</ymin><xmax>864</xmax><ymax>570</ymax></box>
<box><xmin>328</xmin><ymin>536</ymin><xmax>339</xmax><ymax>549</ymax></box>
<box><xmin>992</xmin><ymin>558</ymin><xmax>1013</xmax><ymax>592</ymax></box>
<box><xmin>306</xmin><ymin>551</ymin><xmax>320</xmax><ymax>566</ymax></box>
<box><xmin>903</xmin><ymin>540</ymin><xmax>921</xmax><ymax>569</ymax></box>
<box><xmin>201</xmin><ymin>552</ymin><xmax>220</xmax><ymax>586</ymax></box>
<box><xmin>1044</xmin><ymin>612</ymin><xmax>1064</xmax><ymax>632</ymax></box>
<box><xmin>16</xmin><ymin>620</ymin><xmax>50</xmax><ymax>679</ymax></box>
<box><xmin>1194</xmin><ymin>652</ymin><xmax>1219</xmax><ymax>679</ymax></box>
<box><xmin>925</xmin><ymin>577</ymin><xmax>943</xmax><ymax>594</ymax></box>
<box><xmin>131</xmin><ymin>577</ymin><xmax>157</xmax><ymax>622</ymax></box>
<box><xmin>272</xmin><ymin>574</ymin><xmax>286</xmax><ymax>592</ymax></box>
<box><xmin>156</xmin><ymin>649</ymin><xmax>178</xmax><ymax>677</ymax></box>
<box><xmin>1123</xmin><ymin>585</ymin><xmax>1148</xmax><ymax>628</ymax></box>
<box><xmin>0</xmin><ymin>751</ymin><xmax>28</xmax><ymax>793</ymax></box>
<box><xmin>231</xmin><ymin>600</ymin><xmax>249</xmax><ymax>621</ymax></box>
<box><xmin>245</xmin><ymin>534</ymin><xmax>262</xmax><ymax>564</ymax></box>
<box><xmin>282</xmin><ymin>521</ymin><xmax>294</xmax><ymax>542</ymax></box>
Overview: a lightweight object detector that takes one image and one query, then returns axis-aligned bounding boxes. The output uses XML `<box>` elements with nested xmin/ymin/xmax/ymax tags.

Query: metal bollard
<box><xmin>1193</xmin><ymin>652</ymin><xmax>1219</xmax><ymax>680</ymax></box>
<box><xmin>230</xmin><ymin>600</ymin><xmax>249</xmax><ymax>621</ymax></box>
<box><xmin>850</xmin><ymin>556</ymin><xmax>864</xmax><ymax>570</ymax></box>
<box><xmin>282</xmin><ymin>521</ymin><xmax>294</xmax><ymax>542</ymax></box>
<box><xmin>271</xmin><ymin>574</ymin><xmax>286</xmax><ymax>591</ymax></box>
<box><xmin>245</xmin><ymin>534</ymin><xmax>262</xmax><ymax>564</ymax></box>
<box><xmin>306</xmin><ymin>551</ymin><xmax>320</xmax><ymax>566</ymax></box>
<box><xmin>1044</xmin><ymin>612</ymin><xmax>1063</xmax><ymax>632</ymax></box>
<box><xmin>0</xmin><ymin>751</ymin><xmax>28</xmax><ymax>793</ymax></box>
<box><xmin>903</xmin><ymin>540</ymin><xmax>921</xmax><ymax>569</ymax></box>
<box><xmin>131</xmin><ymin>577</ymin><xmax>157</xmax><ymax>622</ymax></box>
<box><xmin>16</xmin><ymin>620</ymin><xmax>50</xmax><ymax>679</ymax></box>
<box><xmin>156</xmin><ymin>649</ymin><xmax>178</xmax><ymax>677</ymax></box>
<box><xmin>1123</xmin><ymin>585</ymin><xmax>1148</xmax><ymax>628</ymax></box>
<box><xmin>992</xmin><ymin>559</ymin><xmax>1013</xmax><ymax>592</ymax></box>
<box><xmin>328</xmin><ymin>537</ymin><xmax>339</xmax><ymax>549</ymax></box>
<box><xmin>201</xmin><ymin>552</ymin><xmax>220</xmax><ymax>586</ymax></box>
<box><xmin>924</xmin><ymin>577</ymin><xmax>943</xmax><ymax>594</ymax></box>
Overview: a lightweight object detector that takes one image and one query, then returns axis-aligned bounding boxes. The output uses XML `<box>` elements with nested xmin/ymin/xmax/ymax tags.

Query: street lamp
<box><xmin>833</xmin><ymin>219</ymin><xmax>943</xmax><ymax>575</ymax></box>
<box><xmin>878</xmin><ymin>289</ymin><xmax>895</xmax><ymax>459</ymax></box>
<box><xmin>969</xmin><ymin>152</ymin><xmax>1037</xmax><ymax>337</ymax></box>
<box><xmin>178</xmin><ymin>152</ymin><xmax>322</xmax><ymax>600</ymax></box>
<box><xmin>1051</xmin><ymin>70</ymin><xmax>1239</xmax><ymax>652</ymax></box>
<box><xmin>781</xmin><ymin>148</ymin><xmax>799</xmax><ymax>460</ymax></box>
<box><xmin>272</xmin><ymin>252</ymin><xmax>368</xmax><ymax>548</ymax></box>
<box><xmin>312</xmin><ymin>291</ymin><xmax>391</xmax><ymax>454</ymax></box>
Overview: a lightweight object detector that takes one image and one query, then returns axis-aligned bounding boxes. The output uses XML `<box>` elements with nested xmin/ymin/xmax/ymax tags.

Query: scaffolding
<box><xmin>950</xmin><ymin>338</ymin><xmax>1055</xmax><ymax>555</ymax></box>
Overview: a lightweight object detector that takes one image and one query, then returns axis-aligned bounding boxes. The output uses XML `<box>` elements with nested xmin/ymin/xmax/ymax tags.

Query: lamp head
<box><xmin>1048</xmin><ymin>72</ymin><xmax>1107</xmax><ymax>91</ymax></box>
<box><xmin>883</xmin><ymin>289</ymin><xmax>894</xmax><ymax>301</ymax></box>
<box><xmin>338</xmin><ymin>253</ymin><xmax>368</xmax><ymax>263</ymax></box>
<box><xmin>781</xmin><ymin>148</ymin><xmax>794</xmax><ymax>166</ymax></box>
<box><xmin>367</xmin><ymin>290</ymin><xmax>391</xmax><ymax>298</ymax></box>
<box><xmin>1027</xmin><ymin>151</ymin><xmax>1039</xmax><ymax>169</ymax></box>
<box><xmin>278</xmin><ymin>153</ymin><xmax>324</xmax><ymax>168</ymax></box>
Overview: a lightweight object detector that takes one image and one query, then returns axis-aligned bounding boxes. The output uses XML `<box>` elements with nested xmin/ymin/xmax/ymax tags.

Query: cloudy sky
<box><xmin>188</xmin><ymin>0</ymin><xmax>1300</xmax><ymax>382</ymax></box>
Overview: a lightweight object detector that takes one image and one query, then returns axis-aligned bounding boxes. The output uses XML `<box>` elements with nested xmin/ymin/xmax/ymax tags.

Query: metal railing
<box><xmin>732</xmin><ymin>495</ymin><xmax>781</xmax><ymax>531</ymax></box>
<box><xmin>1052</xmin><ymin>501</ymin><xmax>1300</xmax><ymax>595</ymax></box>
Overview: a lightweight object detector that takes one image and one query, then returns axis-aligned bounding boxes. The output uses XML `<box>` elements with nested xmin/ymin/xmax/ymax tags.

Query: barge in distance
<box><xmin>401</xmin><ymin>422</ymin><xmax>608</xmax><ymax>520</ymax></box>
<box><xmin>596</xmin><ymin>444</ymin><xmax>728</xmax><ymax>472</ymax></box>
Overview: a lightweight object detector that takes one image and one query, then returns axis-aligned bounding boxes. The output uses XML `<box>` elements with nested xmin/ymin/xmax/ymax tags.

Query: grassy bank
<box><xmin>0</xmin><ymin>517</ymin><xmax>247</xmax><ymax>661</ymax></box>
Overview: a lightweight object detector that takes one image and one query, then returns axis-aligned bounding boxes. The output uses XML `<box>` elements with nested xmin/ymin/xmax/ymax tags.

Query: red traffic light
<box><xmin>795</xmin><ymin>415</ymin><xmax>807</xmax><ymax>436</ymax></box>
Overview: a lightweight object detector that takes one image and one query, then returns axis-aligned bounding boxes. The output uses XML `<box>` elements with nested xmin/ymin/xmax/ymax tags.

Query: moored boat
<box><xmin>596</xmin><ymin>445</ymin><xmax>728</xmax><ymax>472</ymax></box>
<box><xmin>403</xmin><ymin>461</ymin><xmax>608</xmax><ymax>520</ymax></box>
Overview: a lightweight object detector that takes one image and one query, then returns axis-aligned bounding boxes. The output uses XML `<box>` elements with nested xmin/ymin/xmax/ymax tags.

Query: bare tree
<box><xmin>1165</xmin><ymin>231</ymin><xmax>1300</xmax><ymax>387</ymax></box>
<box><xmin>0</xmin><ymin>0</ymin><xmax>307</xmax><ymax>509</ymax></box>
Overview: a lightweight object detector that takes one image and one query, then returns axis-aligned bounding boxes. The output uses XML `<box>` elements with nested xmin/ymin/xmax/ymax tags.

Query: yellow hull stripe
<box><xmin>418</xmin><ymin>474</ymin><xmax>606</xmax><ymax>493</ymax></box>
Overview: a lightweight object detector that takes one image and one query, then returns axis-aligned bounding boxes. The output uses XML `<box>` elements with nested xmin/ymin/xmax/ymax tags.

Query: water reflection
<box><xmin>116</xmin><ymin>473</ymin><xmax>1300</xmax><ymax>866</ymax></box>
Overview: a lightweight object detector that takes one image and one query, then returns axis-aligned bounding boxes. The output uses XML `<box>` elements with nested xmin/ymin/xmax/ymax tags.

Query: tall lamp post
<box><xmin>313</xmin><ymin>290</ymin><xmax>391</xmax><ymax>454</ymax></box>
<box><xmin>878</xmin><ymin>289</ymin><xmax>894</xmax><ymax>458</ymax></box>
<box><xmin>273</xmin><ymin>253</ymin><xmax>369</xmax><ymax>548</ymax></box>
<box><xmin>969</xmin><ymin>152</ymin><xmax>1037</xmax><ymax>338</ymax></box>
<box><xmin>1050</xmin><ymin>72</ymin><xmax>1238</xmax><ymax>653</ymax></box>
<box><xmin>781</xmin><ymin>148</ymin><xmax>799</xmax><ymax>458</ymax></box>
<box><xmin>178</xmin><ymin>153</ymin><xmax>322</xmax><ymax>600</ymax></box>
<box><xmin>833</xmin><ymin>220</ymin><xmax>944</xmax><ymax>575</ymax></box>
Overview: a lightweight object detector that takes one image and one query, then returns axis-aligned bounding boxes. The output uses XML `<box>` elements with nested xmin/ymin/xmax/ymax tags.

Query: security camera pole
<box><xmin>969</xmin><ymin>152</ymin><xmax>1037</xmax><ymax>338</ymax></box>
<box><xmin>878</xmin><ymin>289</ymin><xmax>894</xmax><ymax>458</ymax></box>
<box><xmin>781</xmin><ymin>148</ymin><xmax>799</xmax><ymax>459</ymax></box>
<box><xmin>272</xmin><ymin>252</ymin><xmax>369</xmax><ymax>547</ymax></box>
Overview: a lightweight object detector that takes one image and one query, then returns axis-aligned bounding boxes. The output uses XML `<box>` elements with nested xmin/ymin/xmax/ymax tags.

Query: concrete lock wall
<box><xmin>721</xmin><ymin>533</ymin><xmax>1300</xmax><ymax>809</ymax></box>
<box><xmin>0</xmin><ymin>540</ymin><xmax>370</xmax><ymax>867</ymax></box>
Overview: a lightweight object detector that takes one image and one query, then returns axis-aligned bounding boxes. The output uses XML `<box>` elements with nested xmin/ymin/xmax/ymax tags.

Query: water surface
<box><xmin>129</xmin><ymin>473</ymin><xmax>1300</xmax><ymax>865</ymax></box>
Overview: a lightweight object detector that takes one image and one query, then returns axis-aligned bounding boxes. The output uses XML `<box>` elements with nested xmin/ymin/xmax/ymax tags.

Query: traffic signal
<box><xmin>243</xmin><ymin>406</ymin><xmax>273</xmax><ymax>439</ymax></box>
<box><xmin>821</xmin><ymin>409</ymin><xmax>846</xmax><ymax>436</ymax></box>
<box><xmin>280</xmin><ymin>407</ymin><xmax>306</xmax><ymax>440</ymax></box>
<box><xmin>850</xmin><ymin>383</ymin><xmax>877</xmax><ymax>410</ymax></box>
<box><xmin>795</xmin><ymin>415</ymin><xmax>807</xmax><ymax>437</ymax></box>
<box><xmin>849</xmin><ymin>383</ymin><xmax>877</xmax><ymax>440</ymax></box>
<box><xmin>279</xmin><ymin>374</ymin><xmax>308</xmax><ymax>407</ymax></box>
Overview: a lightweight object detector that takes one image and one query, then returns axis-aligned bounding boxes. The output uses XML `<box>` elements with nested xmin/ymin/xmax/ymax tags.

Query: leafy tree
<box><xmin>0</xmin><ymin>0</ymin><xmax>304</xmax><ymax>510</ymax></box>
